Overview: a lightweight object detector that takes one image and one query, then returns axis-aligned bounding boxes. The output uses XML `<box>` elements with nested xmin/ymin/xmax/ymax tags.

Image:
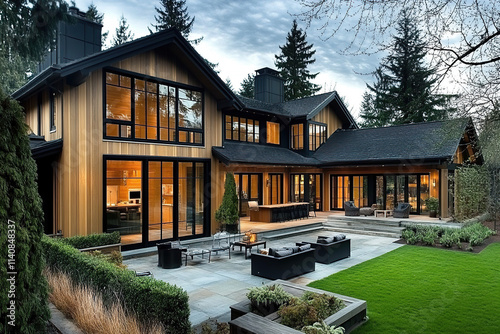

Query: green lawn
<box><xmin>309</xmin><ymin>244</ymin><xmax>500</xmax><ymax>334</ymax></box>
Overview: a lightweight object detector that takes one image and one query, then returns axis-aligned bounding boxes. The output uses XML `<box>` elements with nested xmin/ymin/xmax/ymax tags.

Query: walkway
<box><xmin>123</xmin><ymin>230</ymin><xmax>404</xmax><ymax>326</ymax></box>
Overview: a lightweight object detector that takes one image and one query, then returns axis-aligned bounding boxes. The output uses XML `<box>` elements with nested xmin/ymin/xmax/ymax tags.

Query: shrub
<box><xmin>88</xmin><ymin>250</ymin><xmax>126</xmax><ymax>269</ymax></box>
<box><xmin>455</xmin><ymin>165</ymin><xmax>490</xmax><ymax>220</ymax></box>
<box><xmin>302</xmin><ymin>321</ymin><xmax>345</xmax><ymax>334</ymax></box>
<box><xmin>0</xmin><ymin>89</ymin><xmax>50</xmax><ymax>333</ymax></box>
<box><xmin>60</xmin><ymin>231</ymin><xmax>121</xmax><ymax>249</ymax></box>
<box><xmin>215</xmin><ymin>173</ymin><xmax>239</xmax><ymax>227</ymax></box>
<box><xmin>42</xmin><ymin>236</ymin><xmax>190</xmax><ymax>334</ymax></box>
<box><xmin>247</xmin><ymin>284</ymin><xmax>293</xmax><ymax>315</ymax></box>
<box><xmin>439</xmin><ymin>232</ymin><xmax>460</xmax><ymax>248</ymax></box>
<box><xmin>278</xmin><ymin>292</ymin><xmax>345</xmax><ymax>330</ymax></box>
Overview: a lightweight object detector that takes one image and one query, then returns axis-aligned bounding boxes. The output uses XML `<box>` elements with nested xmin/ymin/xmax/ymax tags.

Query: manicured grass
<box><xmin>309</xmin><ymin>244</ymin><xmax>500</xmax><ymax>333</ymax></box>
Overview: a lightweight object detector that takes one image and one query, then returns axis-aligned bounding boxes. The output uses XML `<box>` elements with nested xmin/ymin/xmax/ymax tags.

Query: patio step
<box><xmin>261</xmin><ymin>222</ymin><xmax>325</xmax><ymax>240</ymax></box>
<box><xmin>330</xmin><ymin>215</ymin><xmax>403</xmax><ymax>227</ymax></box>
<box><xmin>325</xmin><ymin>218</ymin><xmax>404</xmax><ymax>238</ymax></box>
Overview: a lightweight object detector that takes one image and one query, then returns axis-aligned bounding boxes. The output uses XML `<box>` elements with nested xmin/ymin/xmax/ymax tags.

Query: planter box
<box><xmin>79</xmin><ymin>243</ymin><xmax>121</xmax><ymax>254</ymax></box>
<box><xmin>230</xmin><ymin>280</ymin><xmax>367</xmax><ymax>334</ymax></box>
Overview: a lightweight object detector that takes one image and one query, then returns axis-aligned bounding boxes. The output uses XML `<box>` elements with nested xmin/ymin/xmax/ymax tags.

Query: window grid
<box><xmin>308</xmin><ymin>123</ymin><xmax>327</xmax><ymax>151</ymax></box>
<box><xmin>224</xmin><ymin>115</ymin><xmax>260</xmax><ymax>143</ymax></box>
<box><xmin>291</xmin><ymin>123</ymin><xmax>304</xmax><ymax>150</ymax></box>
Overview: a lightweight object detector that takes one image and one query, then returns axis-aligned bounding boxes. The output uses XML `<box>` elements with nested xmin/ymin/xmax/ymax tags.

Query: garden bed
<box><xmin>397</xmin><ymin>222</ymin><xmax>497</xmax><ymax>253</ymax></box>
<box><xmin>230</xmin><ymin>280</ymin><xmax>367</xmax><ymax>334</ymax></box>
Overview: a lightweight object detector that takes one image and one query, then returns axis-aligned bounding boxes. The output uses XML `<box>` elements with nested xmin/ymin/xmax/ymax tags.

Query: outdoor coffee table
<box><xmin>374</xmin><ymin>209</ymin><xmax>393</xmax><ymax>218</ymax></box>
<box><xmin>232</xmin><ymin>240</ymin><xmax>267</xmax><ymax>259</ymax></box>
<box><xmin>182</xmin><ymin>248</ymin><xmax>211</xmax><ymax>265</ymax></box>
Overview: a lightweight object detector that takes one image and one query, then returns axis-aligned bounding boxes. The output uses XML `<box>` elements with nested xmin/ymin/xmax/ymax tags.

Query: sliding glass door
<box><xmin>234</xmin><ymin>173</ymin><xmax>262</xmax><ymax>216</ymax></box>
<box><xmin>291</xmin><ymin>173</ymin><xmax>323</xmax><ymax>211</ymax></box>
<box><xmin>269</xmin><ymin>173</ymin><xmax>283</xmax><ymax>204</ymax></box>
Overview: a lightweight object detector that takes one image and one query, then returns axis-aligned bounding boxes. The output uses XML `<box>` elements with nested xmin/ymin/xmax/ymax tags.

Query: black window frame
<box><xmin>49</xmin><ymin>90</ymin><xmax>56</xmax><ymax>132</ymax></box>
<box><xmin>103</xmin><ymin>68</ymin><xmax>204</xmax><ymax>146</ymax></box>
<box><xmin>291</xmin><ymin>123</ymin><xmax>304</xmax><ymax>150</ymax></box>
<box><xmin>308</xmin><ymin>121</ymin><xmax>327</xmax><ymax>151</ymax></box>
<box><xmin>224</xmin><ymin>114</ymin><xmax>260</xmax><ymax>143</ymax></box>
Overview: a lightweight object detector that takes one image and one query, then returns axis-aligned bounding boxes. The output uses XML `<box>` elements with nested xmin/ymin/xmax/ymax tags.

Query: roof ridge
<box><xmin>347</xmin><ymin>118</ymin><xmax>467</xmax><ymax>131</ymax></box>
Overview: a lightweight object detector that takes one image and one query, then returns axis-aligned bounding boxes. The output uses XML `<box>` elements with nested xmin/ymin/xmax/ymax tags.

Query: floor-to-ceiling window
<box><xmin>234</xmin><ymin>173</ymin><xmax>262</xmax><ymax>216</ymax></box>
<box><xmin>105</xmin><ymin>158</ymin><xmax>209</xmax><ymax>250</ymax></box>
<box><xmin>352</xmin><ymin>176</ymin><xmax>368</xmax><ymax>208</ymax></box>
<box><xmin>269</xmin><ymin>173</ymin><xmax>283</xmax><ymax>204</ymax></box>
<box><xmin>291</xmin><ymin>173</ymin><xmax>322</xmax><ymax>211</ymax></box>
<box><xmin>331</xmin><ymin>176</ymin><xmax>350</xmax><ymax>209</ymax></box>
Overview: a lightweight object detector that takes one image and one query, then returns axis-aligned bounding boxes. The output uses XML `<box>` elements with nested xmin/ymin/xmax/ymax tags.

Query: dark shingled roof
<box><xmin>237</xmin><ymin>92</ymin><xmax>357</xmax><ymax>128</ymax></box>
<box><xmin>212</xmin><ymin>141</ymin><xmax>318</xmax><ymax>166</ymax></box>
<box><xmin>313</xmin><ymin>118</ymin><xmax>471</xmax><ymax>166</ymax></box>
<box><xmin>28</xmin><ymin>134</ymin><xmax>63</xmax><ymax>159</ymax></box>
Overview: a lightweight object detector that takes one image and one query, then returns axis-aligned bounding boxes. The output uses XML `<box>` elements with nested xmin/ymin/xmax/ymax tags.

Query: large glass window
<box><xmin>104</xmin><ymin>71</ymin><xmax>203</xmax><ymax>145</ymax></box>
<box><xmin>309</xmin><ymin>122</ymin><xmax>327</xmax><ymax>151</ymax></box>
<box><xmin>269</xmin><ymin>174</ymin><xmax>283</xmax><ymax>204</ymax></box>
<box><xmin>106</xmin><ymin>160</ymin><xmax>143</xmax><ymax>245</ymax></box>
<box><xmin>234</xmin><ymin>173</ymin><xmax>262</xmax><ymax>216</ymax></box>
<box><xmin>292</xmin><ymin>173</ymin><xmax>322</xmax><ymax>210</ymax></box>
<box><xmin>105</xmin><ymin>158</ymin><xmax>208</xmax><ymax>249</ymax></box>
<box><xmin>353</xmin><ymin>176</ymin><xmax>368</xmax><ymax>208</ymax></box>
<box><xmin>331</xmin><ymin>176</ymin><xmax>350</xmax><ymax>209</ymax></box>
<box><xmin>420</xmin><ymin>175</ymin><xmax>430</xmax><ymax>213</ymax></box>
<box><xmin>225</xmin><ymin>115</ymin><xmax>260</xmax><ymax>143</ymax></box>
<box><xmin>291</xmin><ymin>123</ymin><xmax>304</xmax><ymax>150</ymax></box>
<box><xmin>266</xmin><ymin>121</ymin><xmax>280</xmax><ymax>145</ymax></box>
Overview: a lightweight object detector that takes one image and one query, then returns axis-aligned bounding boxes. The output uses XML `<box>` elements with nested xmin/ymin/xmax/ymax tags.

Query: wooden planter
<box><xmin>230</xmin><ymin>280</ymin><xmax>367</xmax><ymax>334</ymax></box>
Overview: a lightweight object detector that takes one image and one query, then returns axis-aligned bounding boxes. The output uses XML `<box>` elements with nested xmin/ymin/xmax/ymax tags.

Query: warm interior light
<box><xmin>432</xmin><ymin>179</ymin><xmax>436</xmax><ymax>187</ymax></box>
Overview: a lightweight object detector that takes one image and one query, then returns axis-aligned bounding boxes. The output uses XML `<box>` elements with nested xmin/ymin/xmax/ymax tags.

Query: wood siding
<box><xmin>31</xmin><ymin>49</ymin><xmax>223</xmax><ymax>237</ymax></box>
<box><xmin>311</xmin><ymin>104</ymin><xmax>343</xmax><ymax>137</ymax></box>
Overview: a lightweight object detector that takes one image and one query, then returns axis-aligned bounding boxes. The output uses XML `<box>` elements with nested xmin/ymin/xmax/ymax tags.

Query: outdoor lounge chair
<box><xmin>344</xmin><ymin>201</ymin><xmax>360</xmax><ymax>216</ymax></box>
<box><xmin>393</xmin><ymin>203</ymin><xmax>411</xmax><ymax>218</ymax></box>
<box><xmin>211</xmin><ymin>231</ymin><xmax>231</xmax><ymax>259</ymax></box>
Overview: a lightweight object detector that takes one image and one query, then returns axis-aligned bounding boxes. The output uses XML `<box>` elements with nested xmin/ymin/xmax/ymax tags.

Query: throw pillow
<box><xmin>274</xmin><ymin>249</ymin><xmax>293</xmax><ymax>257</ymax></box>
<box><xmin>268</xmin><ymin>248</ymin><xmax>277</xmax><ymax>257</ymax></box>
<box><xmin>333</xmin><ymin>234</ymin><xmax>346</xmax><ymax>241</ymax></box>
<box><xmin>317</xmin><ymin>237</ymin><xmax>328</xmax><ymax>244</ymax></box>
<box><xmin>285</xmin><ymin>246</ymin><xmax>300</xmax><ymax>253</ymax></box>
<box><xmin>298</xmin><ymin>244</ymin><xmax>311</xmax><ymax>252</ymax></box>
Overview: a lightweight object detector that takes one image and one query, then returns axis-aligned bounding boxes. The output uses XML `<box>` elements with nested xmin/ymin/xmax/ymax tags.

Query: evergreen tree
<box><xmin>86</xmin><ymin>3</ymin><xmax>108</xmax><ymax>46</ymax></box>
<box><xmin>225</xmin><ymin>78</ymin><xmax>234</xmax><ymax>92</ymax></box>
<box><xmin>0</xmin><ymin>89</ymin><xmax>50</xmax><ymax>332</ymax></box>
<box><xmin>215</xmin><ymin>173</ymin><xmax>239</xmax><ymax>227</ymax></box>
<box><xmin>239</xmin><ymin>73</ymin><xmax>255</xmax><ymax>98</ymax></box>
<box><xmin>360</xmin><ymin>11</ymin><xmax>452</xmax><ymax>126</ymax></box>
<box><xmin>359</xmin><ymin>67</ymin><xmax>395</xmax><ymax>127</ymax></box>
<box><xmin>0</xmin><ymin>0</ymin><xmax>69</xmax><ymax>93</ymax></box>
<box><xmin>275</xmin><ymin>20</ymin><xmax>320</xmax><ymax>101</ymax></box>
<box><xmin>151</xmin><ymin>0</ymin><xmax>202</xmax><ymax>44</ymax></box>
<box><xmin>112</xmin><ymin>15</ymin><xmax>134</xmax><ymax>47</ymax></box>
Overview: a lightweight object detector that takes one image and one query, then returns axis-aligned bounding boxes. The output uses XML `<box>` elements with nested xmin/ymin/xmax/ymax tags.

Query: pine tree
<box><xmin>112</xmin><ymin>15</ymin><xmax>134</xmax><ymax>47</ymax></box>
<box><xmin>275</xmin><ymin>20</ymin><xmax>321</xmax><ymax>101</ymax></box>
<box><xmin>225</xmin><ymin>78</ymin><xmax>234</xmax><ymax>92</ymax></box>
<box><xmin>239</xmin><ymin>73</ymin><xmax>255</xmax><ymax>98</ymax></box>
<box><xmin>360</xmin><ymin>11</ymin><xmax>452</xmax><ymax>126</ymax></box>
<box><xmin>151</xmin><ymin>0</ymin><xmax>202</xmax><ymax>44</ymax></box>
<box><xmin>0</xmin><ymin>88</ymin><xmax>50</xmax><ymax>333</ymax></box>
<box><xmin>359</xmin><ymin>67</ymin><xmax>395</xmax><ymax>127</ymax></box>
<box><xmin>86</xmin><ymin>3</ymin><xmax>108</xmax><ymax>46</ymax></box>
<box><xmin>215</xmin><ymin>173</ymin><xmax>239</xmax><ymax>228</ymax></box>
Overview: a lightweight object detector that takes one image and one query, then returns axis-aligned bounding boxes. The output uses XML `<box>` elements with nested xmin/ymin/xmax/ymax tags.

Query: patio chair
<box><xmin>211</xmin><ymin>231</ymin><xmax>231</xmax><ymax>259</ymax></box>
<box><xmin>344</xmin><ymin>201</ymin><xmax>360</xmax><ymax>216</ymax></box>
<box><xmin>393</xmin><ymin>203</ymin><xmax>411</xmax><ymax>218</ymax></box>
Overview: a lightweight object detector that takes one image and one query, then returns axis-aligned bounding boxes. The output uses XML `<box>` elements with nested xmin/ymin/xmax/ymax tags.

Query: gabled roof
<box><xmin>212</xmin><ymin>141</ymin><xmax>318</xmax><ymax>166</ymax></box>
<box><xmin>313</xmin><ymin>118</ymin><xmax>476</xmax><ymax>166</ymax></box>
<box><xmin>237</xmin><ymin>91</ymin><xmax>358</xmax><ymax>128</ymax></box>
<box><xmin>13</xmin><ymin>29</ymin><xmax>242</xmax><ymax>110</ymax></box>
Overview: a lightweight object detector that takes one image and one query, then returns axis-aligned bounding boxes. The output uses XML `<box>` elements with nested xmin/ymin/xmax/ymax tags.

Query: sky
<box><xmin>77</xmin><ymin>0</ymin><xmax>384</xmax><ymax>119</ymax></box>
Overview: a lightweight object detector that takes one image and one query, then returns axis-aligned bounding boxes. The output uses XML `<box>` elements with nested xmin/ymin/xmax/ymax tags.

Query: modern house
<box><xmin>14</xmin><ymin>9</ymin><xmax>481</xmax><ymax>249</ymax></box>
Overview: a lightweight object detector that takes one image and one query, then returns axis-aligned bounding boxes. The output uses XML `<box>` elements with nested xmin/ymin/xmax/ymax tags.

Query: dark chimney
<box><xmin>254</xmin><ymin>67</ymin><xmax>284</xmax><ymax>103</ymax></box>
<box><xmin>37</xmin><ymin>6</ymin><xmax>102</xmax><ymax>73</ymax></box>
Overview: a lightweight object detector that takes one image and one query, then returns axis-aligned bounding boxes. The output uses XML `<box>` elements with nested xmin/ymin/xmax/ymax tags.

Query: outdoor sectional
<box><xmin>298</xmin><ymin>235</ymin><xmax>351</xmax><ymax>264</ymax></box>
<box><xmin>251</xmin><ymin>245</ymin><xmax>315</xmax><ymax>280</ymax></box>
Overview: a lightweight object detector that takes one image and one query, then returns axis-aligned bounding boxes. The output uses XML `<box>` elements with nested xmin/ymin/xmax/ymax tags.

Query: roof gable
<box><xmin>13</xmin><ymin>29</ymin><xmax>242</xmax><ymax>110</ymax></box>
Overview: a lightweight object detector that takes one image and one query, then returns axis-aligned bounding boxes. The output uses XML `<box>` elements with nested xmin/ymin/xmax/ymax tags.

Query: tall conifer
<box><xmin>275</xmin><ymin>20</ymin><xmax>320</xmax><ymax>101</ymax></box>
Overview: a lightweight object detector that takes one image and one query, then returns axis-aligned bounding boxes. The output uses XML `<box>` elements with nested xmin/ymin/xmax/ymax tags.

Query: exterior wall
<box><xmin>24</xmin><ymin>90</ymin><xmax>63</xmax><ymax>141</ymax></box>
<box><xmin>311</xmin><ymin>104</ymin><xmax>343</xmax><ymax>137</ymax></box>
<box><xmin>37</xmin><ymin>49</ymin><xmax>223</xmax><ymax>238</ymax></box>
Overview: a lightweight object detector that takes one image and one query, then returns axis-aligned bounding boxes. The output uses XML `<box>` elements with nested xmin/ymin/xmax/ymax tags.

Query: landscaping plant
<box><xmin>278</xmin><ymin>291</ymin><xmax>345</xmax><ymax>330</ymax></box>
<box><xmin>302</xmin><ymin>321</ymin><xmax>345</xmax><ymax>334</ymax></box>
<box><xmin>0</xmin><ymin>89</ymin><xmax>50</xmax><ymax>333</ymax></box>
<box><xmin>246</xmin><ymin>284</ymin><xmax>292</xmax><ymax>315</ymax></box>
<box><xmin>215</xmin><ymin>173</ymin><xmax>239</xmax><ymax>233</ymax></box>
<box><xmin>61</xmin><ymin>231</ymin><xmax>121</xmax><ymax>249</ymax></box>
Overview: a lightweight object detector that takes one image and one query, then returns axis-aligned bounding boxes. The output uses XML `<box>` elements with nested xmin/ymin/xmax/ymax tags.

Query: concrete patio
<box><xmin>123</xmin><ymin>230</ymin><xmax>405</xmax><ymax>326</ymax></box>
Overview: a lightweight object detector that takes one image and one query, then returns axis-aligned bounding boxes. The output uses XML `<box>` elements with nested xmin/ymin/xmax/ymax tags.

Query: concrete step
<box><xmin>323</xmin><ymin>226</ymin><xmax>403</xmax><ymax>239</ymax></box>
<box><xmin>261</xmin><ymin>222</ymin><xmax>324</xmax><ymax>240</ymax></box>
<box><xmin>329</xmin><ymin>215</ymin><xmax>403</xmax><ymax>227</ymax></box>
<box><xmin>324</xmin><ymin>218</ymin><xmax>405</xmax><ymax>238</ymax></box>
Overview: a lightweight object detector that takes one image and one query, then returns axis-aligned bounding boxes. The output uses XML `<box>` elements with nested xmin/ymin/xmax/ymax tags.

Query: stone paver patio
<box><xmin>124</xmin><ymin>230</ymin><xmax>404</xmax><ymax>326</ymax></box>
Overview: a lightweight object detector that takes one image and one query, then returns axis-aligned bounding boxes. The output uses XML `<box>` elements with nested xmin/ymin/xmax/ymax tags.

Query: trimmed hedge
<box><xmin>60</xmin><ymin>231</ymin><xmax>121</xmax><ymax>249</ymax></box>
<box><xmin>42</xmin><ymin>236</ymin><xmax>190</xmax><ymax>333</ymax></box>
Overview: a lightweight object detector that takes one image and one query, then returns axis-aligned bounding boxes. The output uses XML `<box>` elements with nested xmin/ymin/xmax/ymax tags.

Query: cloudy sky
<box><xmin>77</xmin><ymin>0</ymin><xmax>384</xmax><ymax>118</ymax></box>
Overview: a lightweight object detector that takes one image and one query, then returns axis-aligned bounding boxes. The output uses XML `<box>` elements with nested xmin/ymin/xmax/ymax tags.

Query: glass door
<box><xmin>408</xmin><ymin>175</ymin><xmax>418</xmax><ymax>213</ymax></box>
<box><xmin>148</xmin><ymin>161</ymin><xmax>174</xmax><ymax>242</ymax></box>
<box><xmin>269</xmin><ymin>174</ymin><xmax>283</xmax><ymax>204</ymax></box>
<box><xmin>234</xmin><ymin>173</ymin><xmax>262</xmax><ymax>216</ymax></box>
<box><xmin>331</xmin><ymin>175</ymin><xmax>350</xmax><ymax>209</ymax></box>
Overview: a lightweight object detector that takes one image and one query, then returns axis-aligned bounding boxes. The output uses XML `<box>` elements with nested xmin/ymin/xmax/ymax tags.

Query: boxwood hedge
<box><xmin>60</xmin><ymin>231</ymin><xmax>121</xmax><ymax>249</ymax></box>
<box><xmin>42</xmin><ymin>236</ymin><xmax>190</xmax><ymax>333</ymax></box>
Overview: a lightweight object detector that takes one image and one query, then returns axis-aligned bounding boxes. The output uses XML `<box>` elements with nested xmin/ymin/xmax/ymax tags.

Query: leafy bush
<box><xmin>88</xmin><ymin>250</ymin><xmax>126</xmax><ymax>269</ymax></box>
<box><xmin>302</xmin><ymin>321</ymin><xmax>345</xmax><ymax>334</ymax></box>
<box><xmin>425</xmin><ymin>197</ymin><xmax>439</xmax><ymax>213</ymax></box>
<box><xmin>247</xmin><ymin>284</ymin><xmax>292</xmax><ymax>315</ymax></box>
<box><xmin>421</xmin><ymin>229</ymin><xmax>438</xmax><ymax>246</ymax></box>
<box><xmin>439</xmin><ymin>232</ymin><xmax>460</xmax><ymax>248</ymax></box>
<box><xmin>278</xmin><ymin>291</ymin><xmax>345</xmax><ymax>330</ymax></box>
<box><xmin>42</xmin><ymin>236</ymin><xmax>190</xmax><ymax>334</ymax></box>
<box><xmin>455</xmin><ymin>165</ymin><xmax>490</xmax><ymax>220</ymax></box>
<box><xmin>60</xmin><ymin>231</ymin><xmax>121</xmax><ymax>249</ymax></box>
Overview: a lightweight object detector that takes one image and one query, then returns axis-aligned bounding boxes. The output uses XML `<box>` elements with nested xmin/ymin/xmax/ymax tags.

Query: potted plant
<box><xmin>215</xmin><ymin>172</ymin><xmax>240</xmax><ymax>234</ymax></box>
<box><xmin>246</xmin><ymin>284</ymin><xmax>293</xmax><ymax>316</ymax></box>
<box><xmin>425</xmin><ymin>197</ymin><xmax>439</xmax><ymax>218</ymax></box>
